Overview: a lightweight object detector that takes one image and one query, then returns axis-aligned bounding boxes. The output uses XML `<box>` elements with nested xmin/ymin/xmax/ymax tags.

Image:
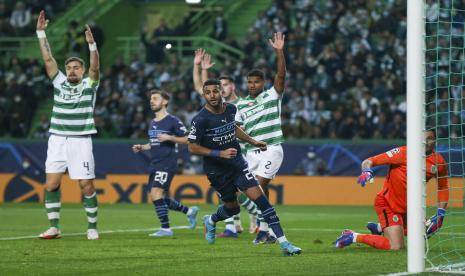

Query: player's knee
<box><xmin>45</xmin><ymin>184</ymin><xmax>60</xmax><ymax>192</ymax></box>
<box><xmin>150</xmin><ymin>188</ymin><xmax>164</xmax><ymax>201</ymax></box>
<box><xmin>79</xmin><ymin>179</ymin><xmax>95</xmax><ymax>195</ymax></box>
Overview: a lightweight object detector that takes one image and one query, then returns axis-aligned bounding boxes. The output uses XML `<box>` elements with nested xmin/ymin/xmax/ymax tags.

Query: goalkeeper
<box><xmin>335</xmin><ymin>130</ymin><xmax>449</xmax><ymax>250</ymax></box>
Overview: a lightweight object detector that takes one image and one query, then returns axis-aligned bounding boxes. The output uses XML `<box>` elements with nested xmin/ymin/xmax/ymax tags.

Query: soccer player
<box><xmin>192</xmin><ymin>50</ymin><xmax>260</xmax><ymax>237</ymax></box>
<box><xmin>36</xmin><ymin>11</ymin><xmax>100</xmax><ymax>240</ymax></box>
<box><xmin>187</xmin><ymin>79</ymin><xmax>301</xmax><ymax>256</ymax></box>
<box><xmin>132</xmin><ymin>90</ymin><xmax>199</xmax><ymax>237</ymax></box>
<box><xmin>234</xmin><ymin>32</ymin><xmax>287</xmax><ymax>244</ymax></box>
<box><xmin>335</xmin><ymin>130</ymin><xmax>449</xmax><ymax>250</ymax></box>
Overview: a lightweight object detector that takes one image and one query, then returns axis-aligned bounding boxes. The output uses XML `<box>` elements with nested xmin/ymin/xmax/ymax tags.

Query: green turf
<box><xmin>0</xmin><ymin>204</ymin><xmax>459</xmax><ymax>275</ymax></box>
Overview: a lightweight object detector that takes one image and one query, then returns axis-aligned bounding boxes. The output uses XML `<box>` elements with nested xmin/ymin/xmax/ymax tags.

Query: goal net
<box><xmin>424</xmin><ymin>0</ymin><xmax>465</xmax><ymax>271</ymax></box>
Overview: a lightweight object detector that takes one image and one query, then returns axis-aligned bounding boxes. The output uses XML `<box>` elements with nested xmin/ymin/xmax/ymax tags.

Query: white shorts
<box><xmin>245</xmin><ymin>144</ymin><xmax>283</xmax><ymax>180</ymax></box>
<box><xmin>45</xmin><ymin>134</ymin><xmax>95</xmax><ymax>180</ymax></box>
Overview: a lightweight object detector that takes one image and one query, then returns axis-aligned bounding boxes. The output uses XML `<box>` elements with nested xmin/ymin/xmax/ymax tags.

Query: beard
<box><xmin>67</xmin><ymin>76</ymin><xmax>81</xmax><ymax>84</ymax></box>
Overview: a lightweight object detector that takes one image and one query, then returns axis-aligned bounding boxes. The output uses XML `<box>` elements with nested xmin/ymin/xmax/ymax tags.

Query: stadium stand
<box><xmin>1</xmin><ymin>0</ymin><xmax>410</xmax><ymax>140</ymax></box>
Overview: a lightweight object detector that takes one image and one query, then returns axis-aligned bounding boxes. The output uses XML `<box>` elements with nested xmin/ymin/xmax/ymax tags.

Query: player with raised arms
<box><xmin>132</xmin><ymin>90</ymin><xmax>199</xmax><ymax>237</ymax></box>
<box><xmin>335</xmin><ymin>130</ymin><xmax>449</xmax><ymax>250</ymax></box>
<box><xmin>187</xmin><ymin>78</ymin><xmax>301</xmax><ymax>256</ymax></box>
<box><xmin>36</xmin><ymin>11</ymin><xmax>100</xmax><ymax>240</ymax></box>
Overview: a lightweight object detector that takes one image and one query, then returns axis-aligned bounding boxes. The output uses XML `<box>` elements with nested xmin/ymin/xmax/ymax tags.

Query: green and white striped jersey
<box><xmin>50</xmin><ymin>71</ymin><xmax>99</xmax><ymax>135</ymax></box>
<box><xmin>235</xmin><ymin>87</ymin><xmax>284</xmax><ymax>151</ymax></box>
<box><xmin>230</xmin><ymin>96</ymin><xmax>246</xmax><ymax>152</ymax></box>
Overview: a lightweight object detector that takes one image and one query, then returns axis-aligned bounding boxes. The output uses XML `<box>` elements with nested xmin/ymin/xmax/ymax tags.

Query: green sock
<box><xmin>238</xmin><ymin>193</ymin><xmax>259</xmax><ymax>216</ymax></box>
<box><xmin>45</xmin><ymin>190</ymin><xmax>61</xmax><ymax>228</ymax></box>
<box><xmin>83</xmin><ymin>192</ymin><xmax>98</xmax><ymax>229</ymax></box>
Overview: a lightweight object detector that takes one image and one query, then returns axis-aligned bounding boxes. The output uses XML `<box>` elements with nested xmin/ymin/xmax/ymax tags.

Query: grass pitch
<box><xmin>2</xmin><ymin>203</ymin><xmax>455</xmax><ymax>275</ymax></box>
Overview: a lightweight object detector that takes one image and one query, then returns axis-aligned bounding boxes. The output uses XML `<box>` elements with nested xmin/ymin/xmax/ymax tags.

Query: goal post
<box><xmin>407</xmin><ymin>0</ymin><xmax>426</xmax><ymax>273</ymax></box>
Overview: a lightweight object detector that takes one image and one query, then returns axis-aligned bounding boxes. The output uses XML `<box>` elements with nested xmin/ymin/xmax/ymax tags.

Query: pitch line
<box><xmin>2</xmin><ymin>226</ymin><xmax>465</xmax><ymax>241</ymax></box>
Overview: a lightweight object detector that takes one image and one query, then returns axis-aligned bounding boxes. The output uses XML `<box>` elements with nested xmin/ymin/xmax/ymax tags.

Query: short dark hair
<box><xmin>247</xmin><ymin>69</ymin><xmax>265</xmax><ymax>80</ymax></box>
<box><xmin>203</xmin><ymin>79</ymin><xmax>221</xmax><ymax>89</ymax></box>
<box><xmin>65</xmin><ymin>57</ymin><xmax>85</xmax><ymax>68</ymax></box>
<box><xmin>150</xmin><ymin>89</ymin><xmax>170</xmax><ymax>107</ymax></box>
<box><xmin>219</xmin><ymin>75</ymin><xmax>234</xmax><ymax>83</ymax></box>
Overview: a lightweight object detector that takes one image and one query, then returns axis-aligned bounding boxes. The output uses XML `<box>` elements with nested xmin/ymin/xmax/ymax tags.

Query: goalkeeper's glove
<box><xmin>357</xmin><ymin>168</ymin><xmax>373</xmax><ymax>187</ymax></box>
<box><xmin>426</xmin><ymin>208</ymin><xmax>446</xmax><ymax>239</ymax></box>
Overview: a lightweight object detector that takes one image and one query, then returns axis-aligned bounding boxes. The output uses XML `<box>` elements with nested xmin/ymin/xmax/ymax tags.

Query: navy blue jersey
<box><xmin>148</xmin><ymin>114</ymin><xmax>187</xmax><ymax>172</ymax></box>
<box><xmin>188</xmin><ymin>103</ymin><xmax>243</xmax><ymax>172</ymax></box>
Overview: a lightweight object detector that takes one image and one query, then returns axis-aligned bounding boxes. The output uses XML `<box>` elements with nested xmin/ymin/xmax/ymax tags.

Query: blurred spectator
<box><xmin>9</xmin><ymin>1</ymin><xmax>31</xmax><ymax>35</ymax></box>
<box><xmin>153</xmin><ymin>18</ymin><xmax>172</xmax><ymax>37</ymax></box>
<box><xmin>65</xmin><ymin>20</ymin><xmax>85</xmax><ymax>56</ymax></box>
<box><xmin>212</xmin><ymin>15</ymin><xmax>227</xmax><ymax>41</ymax></box>
<box><xmin>140</xmin><ymin>28</ymin><xmax>165</xmax><ymax>66</ymax></box>
<box><xmin>294</xmin><ymin>150</ymin><xmax>327</xmax><ymax>176</ymax></box>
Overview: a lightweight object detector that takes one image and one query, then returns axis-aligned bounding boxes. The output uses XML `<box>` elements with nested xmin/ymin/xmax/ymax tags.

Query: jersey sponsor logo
<box><xmin>386</xmin><ymin>148</ymin><xmax>401</xmax><ymax>158</ymax></box>
<box><xmin>212</xmin><ymin>132</ymin><xmax>235</xmax><ymax>145</ymax></box>
<box><xmin>244</xmin><ymin>104</ymin><xmax>265</xmax><ymax>118</ymax></box>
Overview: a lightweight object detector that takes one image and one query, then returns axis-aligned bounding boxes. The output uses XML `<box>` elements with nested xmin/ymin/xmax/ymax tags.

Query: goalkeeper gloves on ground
<box><xmin>357</xmin><ymin>168</ymin><xmax>374</xmax><ymax>187</ymax></box>
<box><xmin>426</xmin><ymin>208</ymin><xmax>446</xmax><ymax>239</ymax></box>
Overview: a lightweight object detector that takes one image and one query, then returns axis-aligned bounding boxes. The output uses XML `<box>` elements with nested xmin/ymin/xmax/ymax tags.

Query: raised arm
<box><xmin>85</xmin><ymin>24</ymin><xmax>100</xmax><ymax>81</ymax></box>
<box><xmin>193</xmin><ymin>48</ymin><xmax>205</xmax><ymax>96</ymax></box>
<box><xmin>36</xmin><ymin>10</ymin><xmax>58</xmax><ymax>79</ymax></box>
<box><xmin>201</xmin><ymin>53</ymin><xmax>215</xmax><ymax>83</ymax></box>
<box><xmin>269</xmin><ymin>32</ymin><xmax>286</xmax><ymax>94</ymax></box>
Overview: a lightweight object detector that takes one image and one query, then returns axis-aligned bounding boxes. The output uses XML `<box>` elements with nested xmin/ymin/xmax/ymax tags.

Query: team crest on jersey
<box><xmin>431</xmin><ymin>165</ymin><xmax>437</xmax><ymax>174</ymax></box>
<box><xmin>392</xmin><ymin>215</ymin><xmax>399</xmax><ymax>222</ymax></box>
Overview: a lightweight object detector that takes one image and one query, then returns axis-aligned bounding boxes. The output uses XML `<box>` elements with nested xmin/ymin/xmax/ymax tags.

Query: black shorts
<box><xmin>148</xmin><ymin>170</ymin><xmax>175</xmax><ymax>191</ymax></box>
<box><xmin>206</xmin><ymin>164</ymin><xmax>258</xmax><ymax>202</ymax></box>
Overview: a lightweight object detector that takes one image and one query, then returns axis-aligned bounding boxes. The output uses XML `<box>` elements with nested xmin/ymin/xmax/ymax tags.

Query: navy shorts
<box><xmin>206</xmin><ymin>164</ymin><xmax>258</xmax><ymax>202</ymax></box>
<box><xmin>148</xmin><ymin>170</ymin><xmax>175</xmax><ymax>191</ymax></box>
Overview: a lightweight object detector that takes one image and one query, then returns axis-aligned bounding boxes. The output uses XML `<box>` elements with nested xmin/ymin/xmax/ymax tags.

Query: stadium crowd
<box><xmin>6</xmin><ymin>0</ymin><xmax>463</xmax><ymax>140</ymax></box>
<box><xmin>0</xmin><ymin>0</ymin><xmax>78</xmax><ymax>36</ymax></box>
<box><xmin>91</xmin><ymin>0</ymin><xmax>409</xmax><ymax>140</ymax></box>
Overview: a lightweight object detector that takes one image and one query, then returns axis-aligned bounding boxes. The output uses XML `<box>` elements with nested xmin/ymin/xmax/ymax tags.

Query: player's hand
<box><xmin>132</xmin><ymin>144</ymin><xmax>143</xmax><ymax>153</ymax></box>
<box><xmin>157</xmin><ymin>134</ymin><xmax>172</xmax><ymax>142</ymax></box>
<box><xmin>220</xmin><ymin>148</ymin><xmax>237</xmax><ymax>159</ymax></box>
<box><xmin>201</xmin><ymin>53</ymin><xmax>215</xmax><ymax>70</ymax></box>
<box><xmin>268</xmin><ymin>32</ymin><xmax>285</xmax><ymax>50</ymax></box>
<box><xmin>357</xmin><ymin>168</ymin><xmax>374</xmax><ymax>187</ymax></box>
<box><xmin>253</xmin><ymin>140</ymin><xmax>267</xmax><ymax>151</ymax></box>
<box><xmin>194</xmin><ymin>48</ymin><xmax>205</xmax><ymax>65</ymax></box>
<box><xmin>85</xmin><ymin>24</ymin><xmax>95</xmax><ymax>44</ymax></box>
<box><xmin>426</xmin><ymin>208</ymin><xmax>446</xmax><ymax>239</ymax></box>
<box><xmin>37</xmin><ymin>10</ymin><xmax>49</xmax><ymax>31</ymax></box>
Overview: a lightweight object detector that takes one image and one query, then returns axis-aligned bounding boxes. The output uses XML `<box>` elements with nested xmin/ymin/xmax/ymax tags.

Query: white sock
<box><xmin>259</xmin><ymin>221</ymin><xmax>269</xmax><ymax>232</ymax></box>
<box><xmin>278</xmin><ymin>236</ymin><xmax>288</xmax><ymax>243</ymax></box>
<box><xmin>225</xmin><ymin>223</ymin><xmax>236</xmax><ymax>232</ymax></box>
<box><xmin>208</xmin><ymin>216</ymin><xmax>215</xmax><ymax>225</ymax></box>
<box><xmin>352</xmin><ymin>232</ymin><xmax>358</xmax><ymax>243</ymax></box>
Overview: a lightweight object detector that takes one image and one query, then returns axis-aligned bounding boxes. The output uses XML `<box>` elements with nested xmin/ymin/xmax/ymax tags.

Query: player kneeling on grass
<box><xmin>187</xmin><ymin>79</ymin><xmax>301</xmax><ymax>256</ymax></box>
<box><xmin>132</xmin><ymin>90</ymin><xmax>199</xmax><ymax>237</ymax></box>
<box><xmin>36</xmin><ymin>11</ymin><xmax>100</xmax><ymax>240</ymax></box>
<box><xmin>335</xmin><ymin>130</ymin><xmax>449</xmax><ymax>250</ymax></box>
